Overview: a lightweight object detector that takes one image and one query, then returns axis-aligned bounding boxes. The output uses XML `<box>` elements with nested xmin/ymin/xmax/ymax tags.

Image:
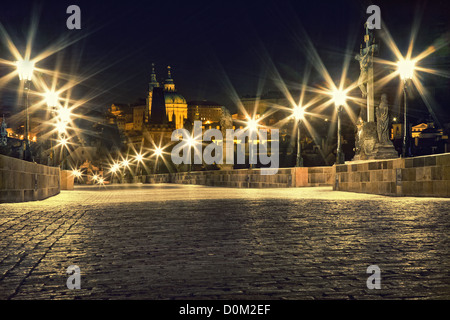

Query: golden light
<box><xmin>44</xmin><ymin>90</ymin><xmax>59</xmax><ymax>108</ymax></box>
<box><xmin>135</xmin><ymin>153</ymin><xmax>144</xmax><ymax>163</ymax></box>
<box><xmin>153</xmin><ymin>147</ymin><xmax>163</xmax><ymax>157</ymax></box>
<box><xmin>121</xmin><ymin>159</ymin><xmax>130</xmax><ymax>168</ymax></box>
<box><xmin>55</xmin><ymin>121</ymin><xmax>68</xmax><ymax>134</ymax></box>
<box><xmin>58</xmin><ymin>106</ymin><xmax>72</xmax><ymax>123</ymax></box>
<box><xmin>186</xmin><ymin>137</ymin><xmax>196</xmax><ymax>148</ymax></box>
<box><xmin>110</xmin><ymin>163</ymin><xmax>120</xmax><ymax>173</ymax></box>
<box><xmin>397</xmin><ymin>59</ymin><xmax>415</xmax><ymax>80</ymax></box>
<box><xmin>92</xmin><ymin>174</ymin><xmax>98</xmax><ymax>181</ymax></box>
<box><xmin>246</xmin><ymin>118</ymin><xmax>259</xmax><ymax>132</ymax></box>
<box><xmin>16</xmin><ymin>59</ymin><xmax>35</xmax><ymax>81</ymax></box>
<box><xmin>58</xmin><ymin>136</ymin><xmax>68</xmax><ymax>147</ymax></box>
<box><xmin>332</xmin><ymin>89</ymin><xmax>347</xmax><ymax>108</ymax></box>
<box><xmin>98</xmin><ymin>177</ymin><xmax>104</xmax><ymax>184</ymax></box>
<box><xmin>292</xmin><ymin>105</ymin><xmax>305</xmax><ymax>121</ymax></box>
<box><xmin>71</xmin><ymin>169</ymin><xmax>82</xmax><ymax>178</ymax></box>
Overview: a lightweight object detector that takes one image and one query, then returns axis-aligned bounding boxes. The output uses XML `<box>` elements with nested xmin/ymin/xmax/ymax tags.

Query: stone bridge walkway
<box><xmin>0</xmin><ymin>184</ymin><xmax>448</xmax><ymax>299</ymax></box>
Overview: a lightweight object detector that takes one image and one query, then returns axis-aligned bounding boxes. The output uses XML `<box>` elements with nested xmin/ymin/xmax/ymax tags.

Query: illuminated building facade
<box><xmin>147</xmin><ymin>65</ymin><xmax>187</xmax><ymax>130</ymax></box>
<box><xmin>187</xmin><ymin>100</ymin><xmax>224</xmax><ymax>124</ymax></box>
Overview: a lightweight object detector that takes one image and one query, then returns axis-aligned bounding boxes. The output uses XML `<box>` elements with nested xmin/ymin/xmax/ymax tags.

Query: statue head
<box><xmin>381</xmin><ymin>93</ymin><xmax>387</xmax><ymax>102</ymax></box>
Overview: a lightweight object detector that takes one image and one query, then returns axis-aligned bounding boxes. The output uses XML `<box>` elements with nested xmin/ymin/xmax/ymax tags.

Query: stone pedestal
<box><xmin>370</xmin><ymin>142</ymin><xmax>399</xmax><ymax>160</ymax></box>
<box><xmin>353</xmin><ymin>122</ymin><xmax>378</xmax><ymax>161</ymax></box>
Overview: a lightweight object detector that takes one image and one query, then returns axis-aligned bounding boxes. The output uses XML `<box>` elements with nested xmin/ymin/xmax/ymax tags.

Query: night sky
<box><xmin>0</xmin><ymin>0</ymin><xmax>449</xmax><ymax>123</ymax></box>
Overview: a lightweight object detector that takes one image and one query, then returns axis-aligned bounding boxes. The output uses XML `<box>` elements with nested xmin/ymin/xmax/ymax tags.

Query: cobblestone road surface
<box><xmin>0</xmin><ymin>184</ymin><xmax>449</xmax><ymax>299</ymax></box>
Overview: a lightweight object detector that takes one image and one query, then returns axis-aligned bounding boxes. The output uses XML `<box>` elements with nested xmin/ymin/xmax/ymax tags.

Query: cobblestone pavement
<box><xmin>0</xmin><ymin>184</ymin><xmax>449</xmax><ymax>300</ymax></box>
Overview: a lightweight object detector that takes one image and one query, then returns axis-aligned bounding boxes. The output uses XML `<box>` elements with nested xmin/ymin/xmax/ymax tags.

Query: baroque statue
<box><xmin>355</xmin><ymin>46</ymin><xmax>370</xmax><ymax>98</ymax></box>
<box><xmin>376</xmin><ymin>94</ymin><xmax>390</xmax><ymax>145</ymax></box>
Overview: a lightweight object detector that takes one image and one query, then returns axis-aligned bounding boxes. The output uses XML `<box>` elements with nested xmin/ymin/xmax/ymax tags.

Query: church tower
<box><xmin>164</xmin><ymin>66</ymin><xmax>176</xmax><ymax>92</ymax></box>
<box><xmin>162</xmin><ymin>66</ymin><xmax>188</xmax><ymax>129</ymax></box>
<box><xmin>146</xmin><ymin>63</ymin><xmax>160</xmax><ymax>122</ymax></box>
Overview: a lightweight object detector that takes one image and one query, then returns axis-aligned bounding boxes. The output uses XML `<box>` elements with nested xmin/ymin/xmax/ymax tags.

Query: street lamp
<box><xmin>58</xmin><ymin>106</ymin><xmax>72</xmax><ymax>123</ymax></box>
<box><xmin>153</xmin><ymin>146</ymin><xmax>163</xmax><ymax>173</ymax></box>
<box><xmin>45</xmin><ymin>90</ymin><xmax>59</xmax><ymax>111</ymax></box>
<box><xmin>16</xmin><ymin>59</ymin><xmax>35</xmax><ymax>161</ymax></box>
<box><xmin>135</xmin><ymin>153</ymin><xmax>144</xmax><ymax>163</ymax></box>
<box><xmin>397</xmin><ymin>59</ymin><xmax>415</xmax><ymax>158</ymax></box>
<box><xmin>109</xmin><ymin>162</ymin><xmax>121</xmax><ymax>183</ymax></box>
<box><xmin>45</xmin><ymin>90</ymin><xmax>60</xmax><ymax>166</ymax></box>
<box><xmin>292</xmin><ymin>105</ymin><xmax>305</xmax><ymax>167</ymax></box>
<box><xmin>246</xmin><ymin>117</ymin><xmax>259</xmax><ymax>169</ymax></box>
<box><xmin>57</xmin><ymin>135</ymin><xmax>70</xmax><ymax>169</ymax></box>
<box><xmin>134</xmin><ymin>153</ymin><xmax>145</xmax><ymax>176</ymax></box>
<box><xmin>71</xmin><ymin>169</ymin><xmax>82</xmax><ymax>183</ymax></box>
<box><xmin>332</xmin><ymin>89</ymin><xmax>347</xmax><ymax>165</ymax></box>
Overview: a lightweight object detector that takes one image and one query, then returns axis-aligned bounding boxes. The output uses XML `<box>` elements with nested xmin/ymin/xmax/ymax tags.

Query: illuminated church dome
<box><xmin>164</xmin><ymin>91</ymin><xmax>187</xmax><ymax>105</ymax></box>
<box><xmin>146</xmin><ymin>65</ymin><xmax>188</xmax><ymax>129</ymax></box>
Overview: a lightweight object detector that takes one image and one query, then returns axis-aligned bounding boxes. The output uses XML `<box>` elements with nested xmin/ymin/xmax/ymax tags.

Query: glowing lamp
<box><xmin>58</xmin><ymin>107</ymin><xmax>72</xmax><ymax>123</ymax></box>
<box><xmin>16</xmin><ymin>59</ymin><xmax>35</xmax><ymax>81</ymax></box>
<box><xmin>135</xmin><ymin>154</ymin><xmax>144</xmax><ymax>162</ymax></box>
<box><xmin>154</xmin><ymin>147</ymin><xmax>163</xmax><ymax>157</ymax></box>
<box><xmin>292</xmin><ymin>105</ymin><xmax>305</xmax><ymax>121</ymax></box>
<box><xmin>397</xmin><ymin>59</ymin><xmax>415</xmax><ymax>80</ymax></box>
<box><xmin>332</xmin><ymin>89</ymin><xmax>347</xmax><ymax>108</ymax></box>
<box><xmin>246</xmin><ymin>118</ymin><xmax>258</xmax><ymax>132</ymax></box>
<box><xmin>58</xmin><ymin>137</ymin><xmax>68</xmax><ymax>146</ymax></box>
<box><xmin>45</xmin><ymin>91</ymin><xmax>59</xmax><ymax>108</ymax></box>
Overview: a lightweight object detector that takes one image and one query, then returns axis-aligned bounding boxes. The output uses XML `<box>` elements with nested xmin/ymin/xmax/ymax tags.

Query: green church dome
<box><xmin>164</xmin><ymin>92</ymin><xmax>186</xmax><ymax>105</ymax></box>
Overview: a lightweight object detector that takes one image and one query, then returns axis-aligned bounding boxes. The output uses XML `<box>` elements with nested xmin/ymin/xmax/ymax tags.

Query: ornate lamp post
<box><xmin>134</xmin><ymin>153</ymin><xmax>144</xmax><ymax>176</ymax></box>
<box><xmin>153</xmin><ymin>146</ymin><xmax>163</xmax><ymax>173</ymax></box>
<box><xmin>333</xmin><ymin>89</ymin><xmax>347</xmax><ymax>165</ymax></box>
<box><xmin>44</xmin><ymin>90</ymin><xmax>59</xmax><ymax>166</ymax></box>
<box><xmin>16</xmin><ymin>59</ymin><xmax>35</xmax><ymax>161</ymax></box>
<box><xmin>397</xmin><ymin>59</ymin><xmax>415</xmax><ymax>158</ymax></box>
<box><xmin>57</xmin><ymin>136</ymin><xmax>69</xmax><ymax>169</ymax></box>
<box><xmin>292</xmin><ymin>105</ymin><xmax>305</xmax><ymax>167</ymax></box>
<box><xmin>246</xmin><ymin>118</ymin><xmax>259</xmax><ymax>169</ymax></box>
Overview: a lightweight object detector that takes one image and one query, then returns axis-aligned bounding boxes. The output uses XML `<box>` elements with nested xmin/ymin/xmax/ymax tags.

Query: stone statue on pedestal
<box><xmin>372</xmin><ymin>94</ymin><xmax>399</xmax><ymax>159</ymax></box>
<box><xmin>352</xmin><ymin>23</ymin><xmax>398</xmax><ymax>161</ymax></box>
<box><xmin>376</xmin><ymin>94</ymin><xmax>390</xmax><ymax>144</ymax></box>
<box><xmin>355</xmin><ymin>47</ymin><xmax>369</xmax><ymax>98</ymax></box>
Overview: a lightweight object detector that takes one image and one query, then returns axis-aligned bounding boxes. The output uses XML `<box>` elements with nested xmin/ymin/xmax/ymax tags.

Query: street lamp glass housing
<box><xmin>292</xmin><ymin>105</ymin><xmax>305</xmax><ymax>121</ymax></box>
<box><xmin>110</xmin><ymin>163</ymin><xmax>120</xmax><ymax>173</ymax></box>
<box><xmin>16</xmin><ymin>59</ymin><xmax>35</xmax><ymax>81</ymax></box>
<box><xmin>154</xmin><ymin>147</ymin><xmax>163</xmax><ymax>157</ymax></box>
<box><xmin>246</xmin><ymin>118</ymin><xmax>258</xmax><ymax>132</ymax></box>
<box><xmin>58</xmin><ymin>107</ymin><xmax>72</xmax><ymax>123</ymax></box>
<box><xmin>397</xmin><ymin>59</ymin><xmax>415</xmax><ymax>80</ymax></box>
<box><xmin>135</xmin><ymin>154</ymin><xmax>144</xmax><ymax>162</ymax></box>
<box><xmin>72</xmin><ymin>169</ymin><xmax>82</xmax><ymax>178</ymax></box>
<box><xmin>332</xmin><ymin>89</ymin><xmax>347</xmax><ymax>108</ymax></box>
<box><xmin>55</xmin><ymin>121</ymin><xmax>67</xmax><ymax>134</ymax></box>
<box><xmin>45</xmin><ymin>91</ymin><xmax>59</xmax><ymax>108</ymax></box>
<box><xmin>58</xmin><ymin>137</ymin><xmax>68</xmax><ymax>146</ymax></box>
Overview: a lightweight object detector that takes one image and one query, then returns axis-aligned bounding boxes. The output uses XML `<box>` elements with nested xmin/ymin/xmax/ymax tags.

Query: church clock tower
<box><xmin>146</xmin><ymin>63</ymin><xmax>159</xmax><ymax>122</ymax></box>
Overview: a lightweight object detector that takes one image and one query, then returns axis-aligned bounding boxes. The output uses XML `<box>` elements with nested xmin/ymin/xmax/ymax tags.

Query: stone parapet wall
<box><xmin>0</xmin><ymin>154</ymin><xmax>60</xmax><ymax>203</ymax></box>
<box><xmin>60</xmin><ymin>170</ymin><xmax>74</xmax><ymax>190</ymax></box>
<box><xmin>139</xmin><ymin>167</ymin><xmax>334</xmax><ymax>189</ymax></box>
<box><xmin>333</xmin><ymin>153</ymin><xmax>450</xmax><ymax>197</ymax></box>
<box><xmin>308</xmin><ymin>167</ymin><xmax>334</xmax><ymax>186</ymax></box>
